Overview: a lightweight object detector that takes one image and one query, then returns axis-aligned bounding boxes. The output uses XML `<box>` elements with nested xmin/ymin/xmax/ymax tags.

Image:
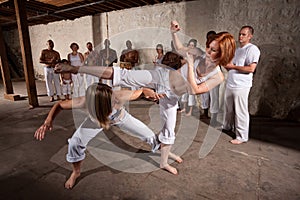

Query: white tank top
<box><xmin>69</xmin><ymin>53</ymin><xmax>82</xmax><ymax>66</ymax></box>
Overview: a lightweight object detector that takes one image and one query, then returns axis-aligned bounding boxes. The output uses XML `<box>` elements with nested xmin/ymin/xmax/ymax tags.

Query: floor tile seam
<box><xmin>227</xmin><ymin>148</ymin><xmax>300</xmax><ymax>172</ymax></box>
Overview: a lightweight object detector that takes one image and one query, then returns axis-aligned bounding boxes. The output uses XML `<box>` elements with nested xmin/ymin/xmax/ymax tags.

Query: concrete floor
<box><xmin>0</xmin><ymin>80</ymin><xmax>299</xmax><ymax>200</ymax></box>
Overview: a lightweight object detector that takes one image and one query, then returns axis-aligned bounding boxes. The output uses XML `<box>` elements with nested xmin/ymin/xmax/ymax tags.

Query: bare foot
<box><xmin>185</xmin><ymin>112</ymin><xmax>192</xmax><ymax>116</ymax></box>
<box><xmin>230</xmin><ymin>139</ymin><xmax>244</xmax><ymax>145</ymax></box>
<box><xmin>179</xmin><ymin>108</ymin><xmax>186</xmax><ymax>113</ymax></box>
<box><xmin>175</xmin><ymin>156</ymin><xmax>183</xmax><ymax>163</ymax></box>
<box><xmin>160</xmin><ymin>164</ymin><xmax>178</xmax><ymax>175</ymax></box>
<box><xmin>65</xmin><ymin>172</ymin><xmax>80</xmax><ymax>189</ymax></box>
<box><xmin>169</xmin><ymin>152</ymin><xmax>183</xmax><ymax>163</ymax></box>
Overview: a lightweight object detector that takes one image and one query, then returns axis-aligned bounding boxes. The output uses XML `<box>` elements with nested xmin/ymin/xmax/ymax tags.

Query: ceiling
<box><xmin>0</xmin><ymin>0</ymin><xmax>192</xmax><ymax>30</ymax></box>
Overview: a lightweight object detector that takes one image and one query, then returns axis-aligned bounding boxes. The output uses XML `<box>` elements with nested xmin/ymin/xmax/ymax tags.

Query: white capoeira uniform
<box><xmin>223</xmin><ymin>43</ymin><xmax>260</xmax><ymax>142</ymax></box>
<box><xmin>112</xmin><ymin>59</ymin><xmax>221</xmax><ymax>145</ymax></box>
<box><xmin>85</xmin><ymin>74</ymin><xmax>99</xmax><ymax>89</ymax></box>
<box><xmin>67</xmin><ymin>107</ymin><xmax>160</xmax><ymax>163</ymax></box>
<box><xmin>69</xmin><ymin>53</ymin><xmax>85</xmax><ymax>97</ymax></box>
<box><xmin>113</xmin><ymin>66</ymin><xmax>179</xmax><ymax>144</ymax></box>
<box><xmin>61</xmin><ymin>79</ymin><xmax>72</xmax><ymax>96</ymax></box>
<box><xmin>180</xmin><ymin>93</ymin><xmax>196</xmax><ymax>108</ymax></box>
<box><xmin>199</xmin><ymin>79</ymin><xmax>220</xmax><ymax>114</ymax></box>
<box><xmin>44</xmin><ymin>66</ymin><xmax>61</xmax><ymax>97</ymax></box>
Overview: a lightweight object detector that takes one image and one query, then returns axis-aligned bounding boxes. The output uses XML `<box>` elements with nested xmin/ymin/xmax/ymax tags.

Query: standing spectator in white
<box><xmin>39</xmin><ymin>40</ymin><xmax>62</xmax><ymax>102</ymax></box>
<box><xmin>222</xmin><ymin>26</ymin><xmax>261</xmax><ymax>144</ymax></box>
<box><xmin>179</xmin><ymin>39</ymin><xmax>202</xmax><ymax>116</ymax></box>
<box><xmin>84</xmin><ymin>42</ymin><xmax>100</xmax><ymax>88</ymax></box>
<box><xmin>68</xmin><ymin>42</ymin><xmax>85</xmax><ymax>97</ymax></box>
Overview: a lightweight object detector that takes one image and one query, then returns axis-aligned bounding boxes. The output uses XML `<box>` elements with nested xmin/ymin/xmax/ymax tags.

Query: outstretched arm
<box><xmin>34</xmin><ymin>97</ymin><xmax>86</xmax><ymax>141</ymax></box>
<box><xmin>170</xmin><ymin>20</ymin><xmax>202</xmax><ymax>57</ymax></box>
<box><xmin>55</xmin><ymin>63</ymin><xmax>113</xmax><ymax>80</ymax></box>
<box><xmin>170</xmin><ymin>21</ymin><xmax>188</xmax><ymax>54</ymax></box>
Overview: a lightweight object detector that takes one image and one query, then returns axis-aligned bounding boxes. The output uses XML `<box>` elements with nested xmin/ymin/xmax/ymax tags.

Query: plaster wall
<box><xmin>9</xmin><ymin>16</ymin><xmax>93</xmax><ymax>78</ymax></box>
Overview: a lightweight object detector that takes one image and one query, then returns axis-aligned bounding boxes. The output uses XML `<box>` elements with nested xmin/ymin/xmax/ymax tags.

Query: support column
<box><xmin>92</xmin><ymin>13</ymin><xmax>103</xmax><ymax>48</ymax></box>
<box><xmin>0</xmin><ymin>25</ymin><xmax>21</xmax><ymax>101</ymax></box>
<box><xmin>14</xmin><ymin>0</ymin><xmax>38</xmax><ymax>107</ymax></box>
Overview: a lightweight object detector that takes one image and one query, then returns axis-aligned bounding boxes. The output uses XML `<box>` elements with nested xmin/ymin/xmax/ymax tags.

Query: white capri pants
<box><xmin>67</xmin><ymin>110</ymin><xmax>160</xmax><ymax>163</ymax></box>
<box><xmin>223</xmin><ymin>87</ymin><xmax>250</xmax><ymax>142</ymax></box>
<box><xmin>62</xmin><ymin>80</ymin><xmax>72</xmax><ymax>95</ymax></box>
<box><xmin>181</xmin><ymin>93</ymin><xmax>196</xmax><ymax>106</ymax></box>
<box><xmin>113</xmin><ymin>66</ymin><xmax>179</xmax><ymax>145</ymax></box>
<box><xmin>85</xmin><ymin>74</ymin><xmax>99</xmax><ymax>89</ymax></box>
<box><xmin>72</xmin><ymin>74</ymin><xmax>86</xmax><ymax>97</ymax></box>
<box><xmin>44</xmin><ymin>67</ymin><xmax>61</xmax><ymax>97</ymax></box>
<box><xmin>199</xmin><ymin>84</ymin><xmax>220</xmax><ymax>114</ymax></box>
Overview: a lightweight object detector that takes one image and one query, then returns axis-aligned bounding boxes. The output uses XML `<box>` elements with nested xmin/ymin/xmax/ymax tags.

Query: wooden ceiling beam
<box><xmin>0</xmin><ymin>15</ymin><xmax>15</xmax><ymax>22</ymax></box>
<box><xmin>139</xmin><ymin>0</ymin><xmax>150</xmax><ymax>5</ymax></box>
<box><xmin>124</xmin><ymin>0</ymin><xmax>142</xmax><ymax>7</ymax></box>
<box><xmin>0</xmin><ymin>0</ymin><xmax>186</xmax><ymax>29</ymax></box>
<box><xmin>113</xmin><ymin>0</ymin><xmax>133</xmax><ymax>8</ymax></box>
<box><xmin>105</xmin><ymin>1</ymin><xmax>125</xmax><ymax>10</ymax></box>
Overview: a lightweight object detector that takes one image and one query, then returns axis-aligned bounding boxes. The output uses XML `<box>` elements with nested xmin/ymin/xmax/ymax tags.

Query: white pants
<box><xmin>158</xmin><ymin>96</ymin><xmax>178</xmax><ymax>144</ymax></box>
<box><xmin>72</xmin><ymin>74</ymin><xmax>85</xmax><ymax>97</ymax></box>
<box><xmin>200</xmin><ymin>84</ymin><xmax>220</xmax><ymax>114</ymax></box>
<box><xmin>44</xmin><ymin>67</ymin><xmax>61</xmax><ymax>97</ymax></box>
<box><xmin>181</xmin><ymin>93</ymin><xmax>196</xmax><ymax>106</ymax></box>
<box><xmin>85</xmin><ymin>74</ymin><xmax>99</xmax><ymax>89</ymax></box>
<box><xmin>66</xmin><ymin>111</ymin><xmax>159</xmax><ymax>163</ymax></box>
<box><xmin>62</xmin><ymin>80</ymin><xmax>72</xmax><ymax>95</ymax></box>
<box><xmin>113</xmin><ymin>66</ymin><xmax>178</xmax><ymax>144</ymax></box>
<box><xmin>101</xmin><ymin>79</ymin><xmax>113</xmax><ymax>87</ymax></box>
<box><xmin>222</xmin><ymin>87</ymin><xmax>250</xmax><ymax>142</ymax></box>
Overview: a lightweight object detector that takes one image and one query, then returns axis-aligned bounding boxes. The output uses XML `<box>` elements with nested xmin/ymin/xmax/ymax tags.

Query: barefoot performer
<box><xmin>34</xmin><ymin>83</ymin><xmax>182</xmax><ymax>188</ymax></box>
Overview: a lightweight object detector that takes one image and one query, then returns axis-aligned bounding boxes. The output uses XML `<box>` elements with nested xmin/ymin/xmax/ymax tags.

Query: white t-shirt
<box><xmin>226</xmin><ymin>43</ymin><xmax>260</xmax><ymax>88</ymax></box>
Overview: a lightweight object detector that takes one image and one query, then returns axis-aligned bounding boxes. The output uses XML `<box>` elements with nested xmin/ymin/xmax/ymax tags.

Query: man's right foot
<box><xmin>49</xmin><ymin>97</ymin><xmax>54</xmax><ymax>102</ymax></box>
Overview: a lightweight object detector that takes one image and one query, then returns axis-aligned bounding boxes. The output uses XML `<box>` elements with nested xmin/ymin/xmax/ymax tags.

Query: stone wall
<box><xmin>2</xmin><ymin>0</ymin><xmax>300</xmax><ymax>121</ymax></box>
<box><xmin>214</xmin><ymin>0</ymin><xmax>300</xmax><ymax>121</ymax></box>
